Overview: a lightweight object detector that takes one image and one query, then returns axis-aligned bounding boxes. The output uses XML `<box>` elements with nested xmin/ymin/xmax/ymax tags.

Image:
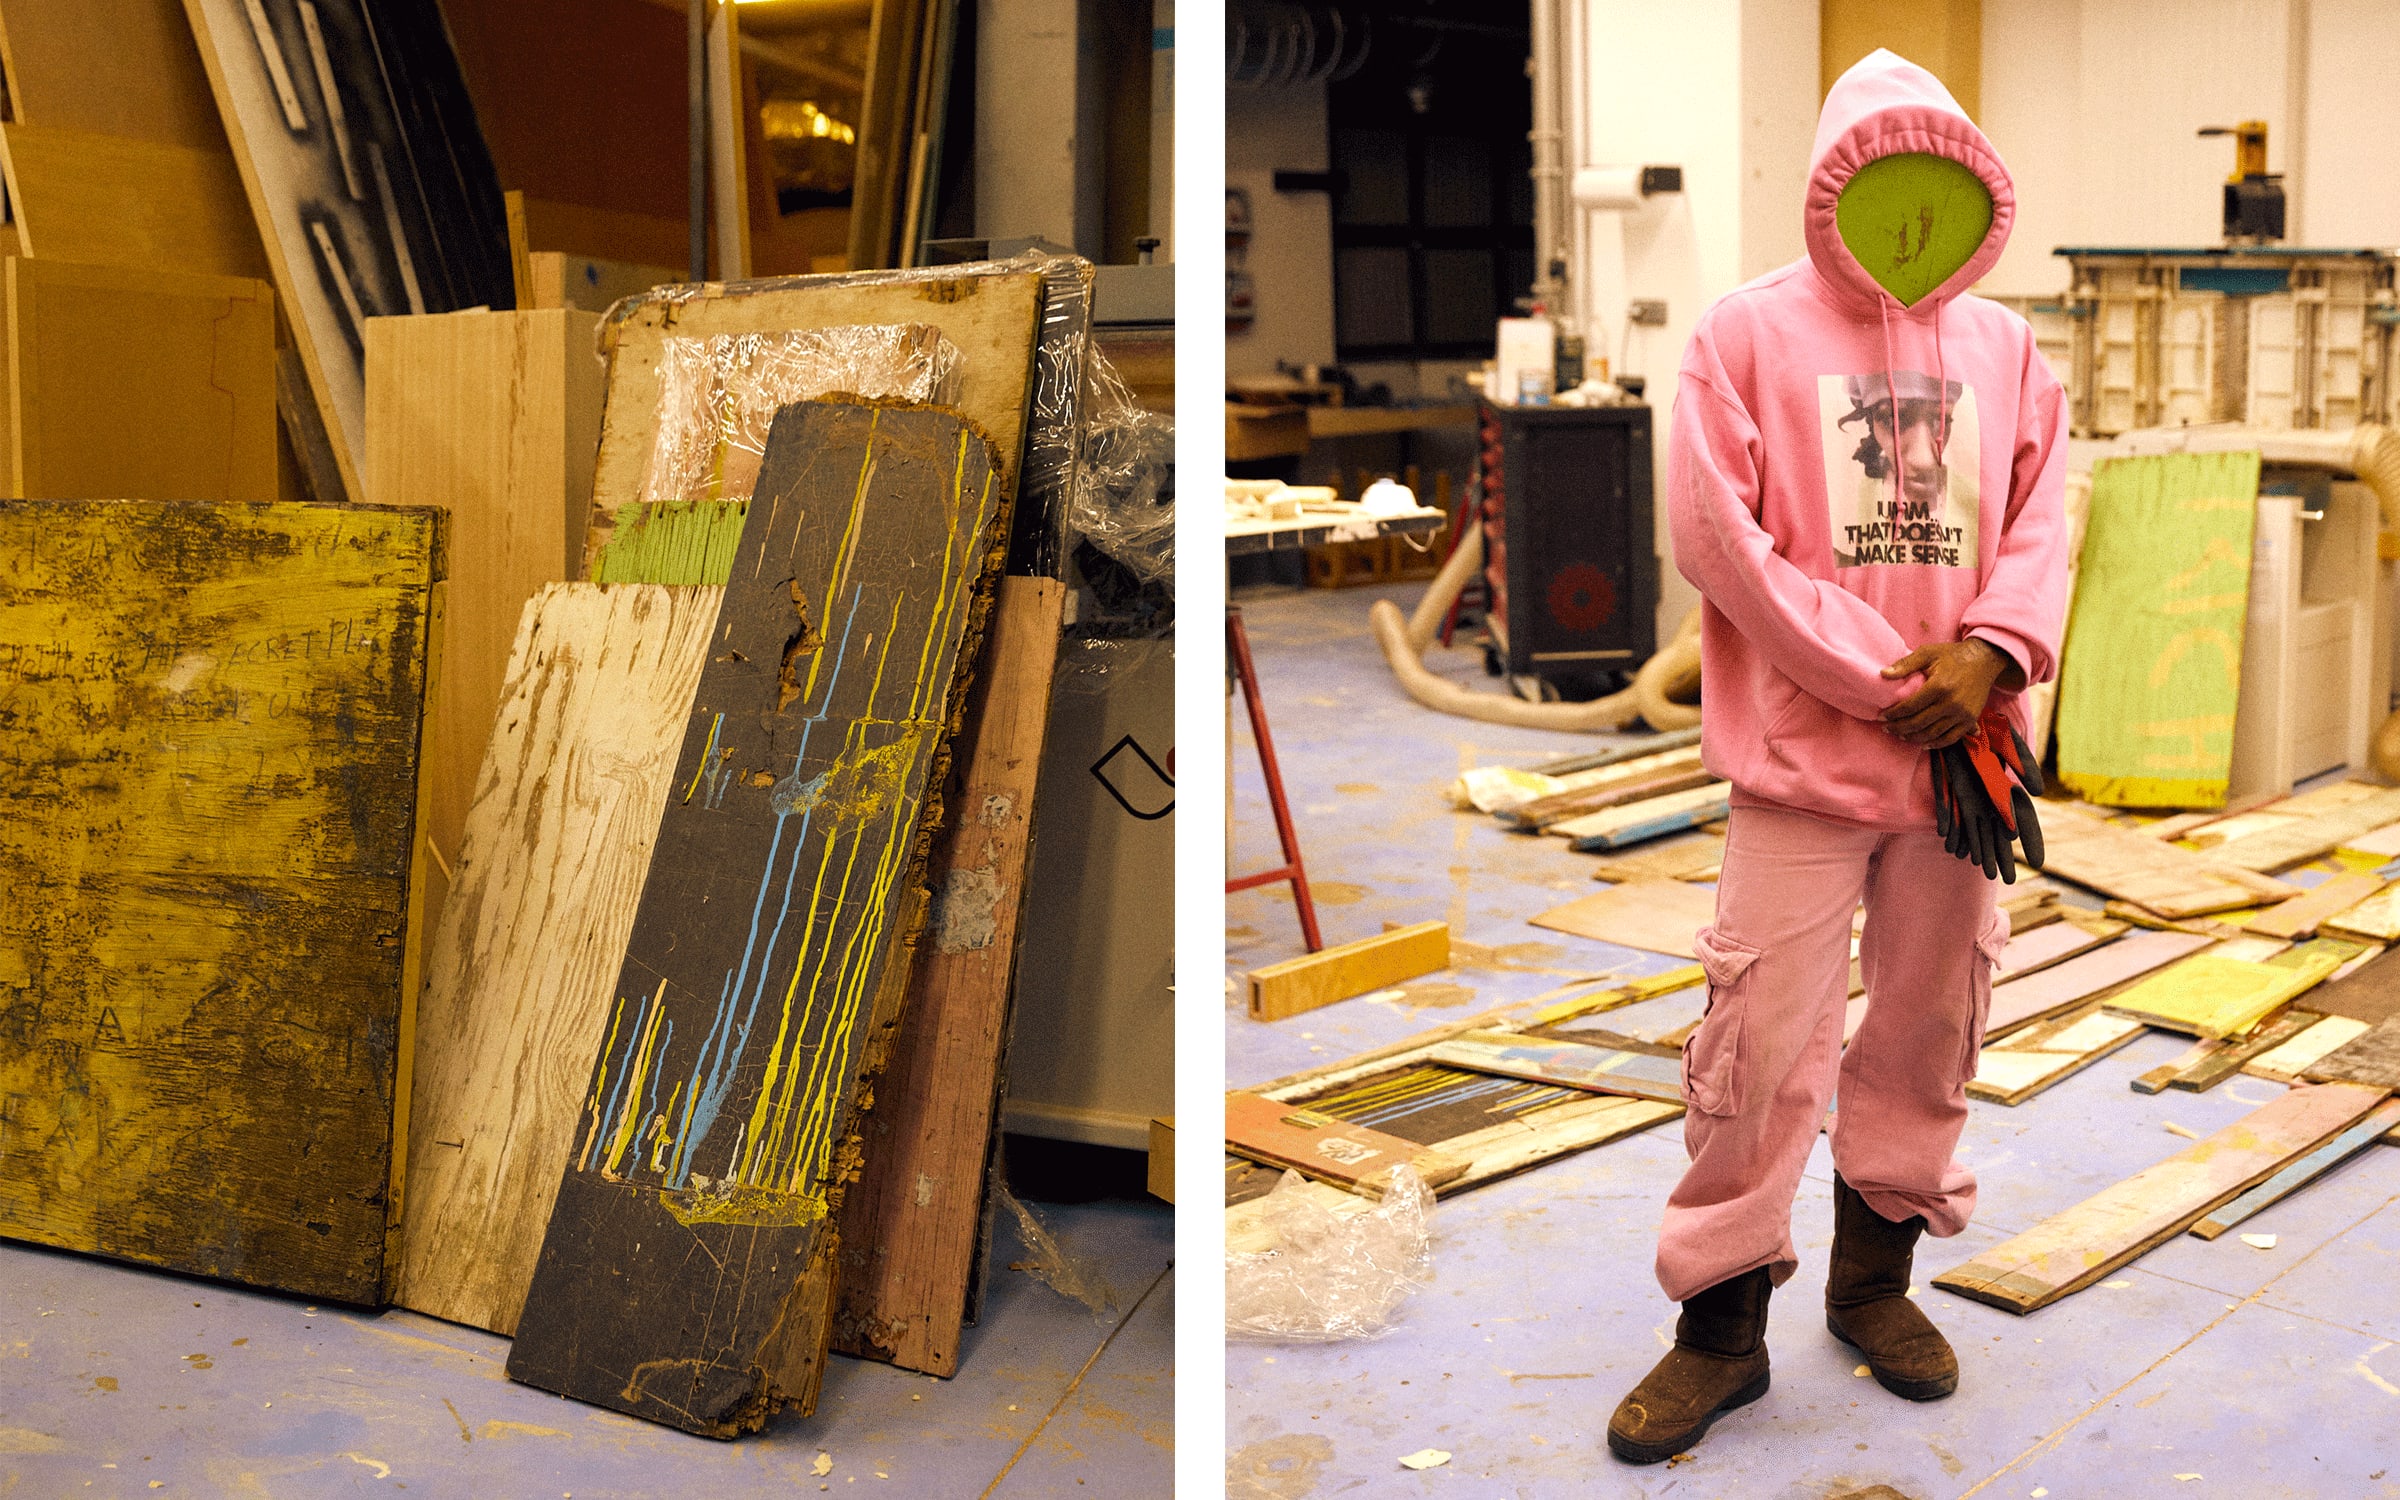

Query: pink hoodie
<box><xmin>1667</xmin><ymin>48</ymin><xmax>2068</xmax><ymax>831</ymax></box>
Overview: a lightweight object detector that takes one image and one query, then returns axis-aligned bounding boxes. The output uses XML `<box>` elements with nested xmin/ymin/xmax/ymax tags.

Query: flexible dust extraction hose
<box><xmin>1371</xmin><ymin>516</ymin><xmax>1703</xmax><ymax>731</ymax></box>
<box><xmin>2111</xmin><ymin>422</ymin><xmax>2400</xmax><ymax>778</ymax></box>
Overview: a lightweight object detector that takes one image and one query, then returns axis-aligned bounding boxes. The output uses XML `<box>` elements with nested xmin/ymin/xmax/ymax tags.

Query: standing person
<box><xmin>1607</xmin><ymin>50</ymin><xmax>2067</xmax><ymax>1464</ymax></box>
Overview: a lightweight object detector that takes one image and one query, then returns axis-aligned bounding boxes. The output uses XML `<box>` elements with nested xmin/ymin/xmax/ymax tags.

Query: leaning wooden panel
<box><xmin>0</xmin><ymin>0</ymin><xmax>228</xmax><ymax>147</ymax></box>
<box><xmin>505</xmin><ymin>403</ymin><xmax>1006</xmax><ymax>1436</ymax></box>
<box><xmin>581</xmin><ymin>267</ymin><xmax>1045</xmax><ymax>573</ymax></box>
<box><xmin>0</xmin><ymin>498</ymin><xmax>441</xmax><ymax>1303</ymax></box>
<box><xmin>8</xmin><ymin>257</ymin><xmax>276</xmax><ymax>504</ymax></box>
<box><xmin>395</xmin><ymin>583</ymin><xmax>717</xmax><ymax>1336</ymax></box>
<box><xmin>0</xmin><ymin>122</ymin><xmax>268</xmax><ymax>278</ymax></box>
<box><xmin>1934</xmin><ymin>1081</ymin><xmax>2389</xmax><ymax>1314</ymax></box>
<box><xmin>363</xmin><ymin>308</ymin><xmax>605</xmax><ymax>910</ymax></box>
<box><xmin>829</xmin><ymin>575</ymin><xmax>1068</xmax><ymax>1377</ymax></box>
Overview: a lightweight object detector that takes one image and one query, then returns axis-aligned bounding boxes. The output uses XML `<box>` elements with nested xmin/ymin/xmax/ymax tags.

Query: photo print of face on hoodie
<box><xmin>1819</xmin><ymin>369</ymin><xmax>1981</xmax><ymax>569</ymax></box>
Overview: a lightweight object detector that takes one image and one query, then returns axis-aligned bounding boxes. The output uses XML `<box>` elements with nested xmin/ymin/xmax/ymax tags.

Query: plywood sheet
<box><xmin>1430</xmin><ymin>1030</ymin><xmax>1683</xmax><ymax>1103</ymax></box>
<box><xmin>830</xmin><ymin>576</ymin><xmax>1068</xmax><ymax>1377</ymax></box>
<box><xmin>1985</xmin><ymin>929</ymin><xmax>2211</xmax><ymax>1038</ymax></box>
<box><xmin>1584</xmin><ymin>827</ymin><xmax>1726</xmax><ymax>883</ymax></box>
<box><xmin>1249</xmin><ymin>921</ymin><xmax>1451</xmax><ymax>1022</ymax></box>
<box><xmin>2211</xmin><ymin>787</ymin><xmax>2400</xmax><ymax>873</ymax></box>
<box><xmin>2036</xmin><ymin>803</ymin><xmax>2297</xmax><ymax>918</ymax></box>
<box><xmin>0</xmin><ymin>121</ymin><xmax>267</xmax><ymax>278</ymax></box>
<box><xmin>1935</xmin><ymin>1082</ymin><xmax>2390</xmax><ymax>1313</ymax></box>
<box><xmin>0</xmin><ymin>498</ymin><xmax>441</xmax><ymax>1303</ymax></box>
<box><xmin>7</xmin><ymin>256</ymin><xmax>276</xmax><ymax>504</ymax></box>
<box><xmin>1967</xmin><ymin>1005</ymin><xmax>2146</xmax><ymax>1105</ymax></box>
<box><xmin>1529</xmin><ymin>879</ymin><xmax>1718</xmax><ymax>958</ymax></box>
<box><xmin>505</xmin><ymin>403</ymin><xmax>1006</xmax><ymax>1436</ymax></box>
<box><xmin>582</xmin><ymin>266</ymin><xmax>1045</xmax><ymax>574</ymax></box>
<box><xmin>395</xmin><ymin>583</ymin><xmax>717</xmax><ymax>1336</ymax></box>
<box><xmin>0</xmin><ymin>0</ymin><xmax>227</xmax><ymax>146</ymax></box>
<box><xmin>2055</xmin><ymin>451</ymin><xmax>2259</xmax><ymax>808</ymax></box>
<box><xmin>363</xmin><ymin>307</ymin><xmax>605</xmax><ymax>910</ymax></box>
<box><xmin>2244</xmin><ymin>872</ymin><xmax>2389</xmax><ymax>940</ymax></box>
<box><xmin>2102</xmin><ymin>951</ymin><xmax>2341</xmax><ymax>1038</ymax></box>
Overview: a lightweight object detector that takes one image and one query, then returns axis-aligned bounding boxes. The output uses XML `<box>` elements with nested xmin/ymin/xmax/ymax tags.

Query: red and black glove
<box><xmin>1929</xmin><ymin>707</ymin><xmax>2046</xmax><ymax>883</ymax></box>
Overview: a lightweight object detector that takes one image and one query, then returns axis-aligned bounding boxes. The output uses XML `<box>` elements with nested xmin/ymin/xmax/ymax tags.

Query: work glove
<box><xmin>1929</xmin><ymin>707</ymin><xmax>2046</xmax><ymax>884</ymax></box>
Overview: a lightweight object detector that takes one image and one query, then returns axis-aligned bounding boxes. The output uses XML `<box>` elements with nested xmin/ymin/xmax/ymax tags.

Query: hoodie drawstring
<box><xmin>1876</xmin><ymin>294</ymin><xmax>1953</xmax><ymax>515</ymax></box>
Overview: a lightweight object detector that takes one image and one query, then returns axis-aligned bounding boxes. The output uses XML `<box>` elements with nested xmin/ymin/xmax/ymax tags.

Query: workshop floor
<box><xmin>0</xmin><ymin>1176</ymin><xmax>1171</xmax><ymax>1498</ymax></box>
<box><xmin>1225</xmin><ymin>581</ymin><xmax>2400</xmax><ymax>1500</ymax></box>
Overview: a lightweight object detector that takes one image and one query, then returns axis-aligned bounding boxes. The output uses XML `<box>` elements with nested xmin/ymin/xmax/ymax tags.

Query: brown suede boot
<box><xmin>1606</xmin><ymin>1265</ymin><xmax>1773</xmax><ymax>1464</ymax></box>
<box><xmin>1825</xmin><ymin>1173</ymin><xmax>1958</xmax><ymax>1400</ymax></box>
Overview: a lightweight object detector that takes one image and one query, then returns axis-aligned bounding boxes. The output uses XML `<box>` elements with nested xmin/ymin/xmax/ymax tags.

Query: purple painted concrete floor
<box><xmin>1226</xmin><ymin>582</ymin><xmax>2400</xmax><ymax>1500</ymax></box>
<box><xmin>0</xmin><ymin>1187</ymin><xmax>1169</xmax><ymax>1497</ymax></box>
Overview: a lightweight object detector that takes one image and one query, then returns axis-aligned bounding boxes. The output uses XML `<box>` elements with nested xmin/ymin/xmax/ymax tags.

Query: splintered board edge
<box><xmin>1249</xmin><ymin>921</ymin><xmax>1449</xmax><ymax>1021</ymax></box>
<box><xmin>503</xmin><ymin>403</ymin><xmax>1010</xmax><ymax>1436</ymax></box>
<box><xmin>1223</xmin><ymin>1091</ymin><xmax>1465</xmax><ymax>1195</ymax></box>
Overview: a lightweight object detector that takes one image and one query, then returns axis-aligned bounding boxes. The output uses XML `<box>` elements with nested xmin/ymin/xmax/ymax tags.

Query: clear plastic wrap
<box><xmin>991</xmin><ymin>1175</ymin><xmax>1117</xmax><ymax>1320</ymax></box>
<box><xmin>1009</xmin><ymin>257</ymin><xmax>1095</xmax><ymax>578</ymax></box>
<box><xmin>1226</xmin><ymin>1165</ymin><xmax>1434</xmax><ymax>1342</ymax></box>
<box><xmin>1070</xmin><ymin>340</ymin><xmax>1175</xmax><ymax>585</ymax></box>
<box><xmin>638</xmin><ymin>324</ymin><xmax>965</xmax><ymax>504</ymax></box>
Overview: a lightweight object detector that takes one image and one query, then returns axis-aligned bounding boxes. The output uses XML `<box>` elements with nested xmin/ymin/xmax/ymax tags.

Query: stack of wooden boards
<box><xmin>0</xmin><ymin>250</ymin><xmax>1111</xmax><ymax>1442</ymax></box>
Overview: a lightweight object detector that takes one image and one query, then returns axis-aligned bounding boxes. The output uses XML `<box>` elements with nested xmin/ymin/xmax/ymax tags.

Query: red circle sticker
<box><xmin>1547</xmin><ymin>563</ymin><xmax>1615</xmax><ymax>632</ymax></box>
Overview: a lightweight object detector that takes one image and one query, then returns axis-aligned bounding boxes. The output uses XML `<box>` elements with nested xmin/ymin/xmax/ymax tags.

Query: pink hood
<box><xmin>1665</xmin><ymin>48</ymin><xmax>2069</xmax><ymax>829</ymax></box>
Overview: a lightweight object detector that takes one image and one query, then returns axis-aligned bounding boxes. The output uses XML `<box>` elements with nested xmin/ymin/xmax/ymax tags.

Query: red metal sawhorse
<box><xmin>1225</xmin><ymin>606</ymin><xmax>1322</xmax><ymax>952</ymax></box>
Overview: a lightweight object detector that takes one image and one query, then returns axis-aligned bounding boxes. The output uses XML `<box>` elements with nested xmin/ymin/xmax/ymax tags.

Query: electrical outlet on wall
<box><xmin>1629</xmin><ymin>299</ymin><xmax>1669</xmax><ymax>326</ymax></box>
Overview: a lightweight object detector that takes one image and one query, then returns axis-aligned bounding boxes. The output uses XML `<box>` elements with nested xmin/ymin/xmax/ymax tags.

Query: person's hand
<box><xmin>1879</xmin><ymin>639</ymin><xmax>2014</xmax><ymax>748</ymax></box>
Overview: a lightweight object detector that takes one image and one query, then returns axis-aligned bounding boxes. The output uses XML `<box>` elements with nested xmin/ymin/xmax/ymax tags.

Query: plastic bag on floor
<box><xmin>1225</xmin><ymin>1164</ymin><xmax>1434</xmax><ymax>1341</ymax></box>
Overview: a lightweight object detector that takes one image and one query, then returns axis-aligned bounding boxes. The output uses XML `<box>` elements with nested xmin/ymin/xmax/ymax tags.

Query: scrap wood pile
<box><xmin>0</xmin><ymin>247</ymin><xmax>1147</xmax><ymax>1439</ymax></box>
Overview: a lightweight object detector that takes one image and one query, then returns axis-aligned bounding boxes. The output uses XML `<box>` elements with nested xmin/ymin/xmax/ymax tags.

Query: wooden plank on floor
<box><xmin>2103</xmin><ymin>950</ymin><xmax>2343</xmax><ymax>1038</ymax></box>
<box><xmin>2035</xmin><ymin>804</ymin><xmax>2297</xmax><ymax>917</ymax></box>
<box><xmin>1248</xmin><ymin>921</ymin><xmax>1452</xmax><ymax>1022</ymax></box>
<box><xmin>1966</xmin><ymin>1006</ymin><xmax>2148</xmax><ymax>1105</ymax></box>
<box><xmin>2190</xmin><ymin>1097</ymin><xmax>2400</xmax><ymax>1239</ymax></box>
<box><xmin>2244</xmin><ymin>1015</ymin><xmax>2373</xmax><ymax>1084</ymax></box>
<box><xmin>394</xmin><ymin>583</ymin><xmax>717</xmax><ymax>1336</ymax></box>
<box><xmin>2054</xmin><ymin>451</ymin><xmax>2259</xmax><ymax>809</ymax></box>
<box><xmin>1500</xmin><ymin>756</ymin><xmax>1712</xmax><ymax>830</ymax></box>
<box><xmin>0</xmin><ymin>120</ymin><xmax>267</xmax><ymax>278</ymax></box>
<box><xmin>1223</xmin><ymin>1091</ymin><xmax>1464</xmax><ymax>1195</ymax></box>
<box><xmin>504</xmin><ymin>404</ymin><xmax>1008</xmax><ymax>1436</ymax></box>
<box><xmin>1530</xmin><ymin>879</ymin><xmax>1718</xmax><ymax>958</ymax></box>
<box><xmin>829</xmin><ymin>576</ymin><xmax>1070</xmax><ymax>1377</ymax></box>
<box><xmin>2301</xmin><ymin>1016</ymin><xmax>2400</xmax><ymax>1089</ymax></box>
<box><xmin>1584</xmin><ymin>827</ymin><xmax>1725</xmax><ymax>882</ymax></box>
<box><xmin>0</xmin><ymin>498</ymin><xmax>442</xmax><ymax>1303</ymax></box>
<box><xmin>1996</xmin><ymin>918</ymin><xmax>2124</xmax><ymax>982</ymax></box>
<box><xmin>2243</xmin><ymin>872</ymin><xmax>2390</xmax><ymax>940</ymax></box>
<box><xmin>8</xmin><ymin>256</ymin><xmax>275</xmax><ymax>503</ymax></box>
<box><xmin>363</xmin><ymin>308</ymin><xmax>604</xmax><ymax>925</ymax></box>
<box><xmin>2210</xmin><ymin>787</ymin><xmax>2400</xmax><ymax>873</ymax></box>
<box><xmin>2323</xmin><ymin>880</ymin><xmax>2400</xmax><ymax>943</ymax></box>
<box><xmin>1934</xmin><ymin>1082</ymin><xmax>2393</xmax><ymax>1314</ymax></box>
<box><xmin>2160</xmin><ymin>1008</ymin><xmax>2323</xmax><ymax>1092</ymax></box>
<box><xmin>2300</xmin><ymin>946</ymin><xmax>2400</xmax><ymax>1026</ymax></box>
<box><xmin>1557</xmin><ymin>783</ymin><xmax>1732</xmax><ymax>851</ymax></box>
<box><xmin>1986</xmin><ymin>929</ymin><xmax>2212</xmax><ymax>1038</ymax></box>
<box><xmin>580</xmin><ymin>266</ymin><xmax>1046</xmax><ymax>575</ymax></box>
<box><xmin>1428</xmin><ymin>1030</ymin><xmax>1683</xmax><ymax>1104</ymax></box>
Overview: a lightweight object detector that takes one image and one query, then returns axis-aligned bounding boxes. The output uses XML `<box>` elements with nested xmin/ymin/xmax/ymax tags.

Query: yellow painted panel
<box><xmin>2103</xmin><ymin>951</ymin><xmax>2343</xmax><ymax>1039</ymax></box>
<box><xmin>0</xmin><ymin>498</ymin><xmax>443</xmax><ymax>1302</ymax></box>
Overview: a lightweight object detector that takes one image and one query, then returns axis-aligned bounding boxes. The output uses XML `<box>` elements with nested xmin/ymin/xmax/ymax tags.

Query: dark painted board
<box><xmin>0</xmin><ymin>499</ymin><xmax>443</xmax><ymax>1304</ymax></box>
<box><xmin>2303</xmin><ymin>946</ymin><xmax>2400</xmax><ymax>1027</ymax></box>
<box><xmin>505</xmin><ymin>402</ymin><xmax>1007</xmax><ymax>1437</ymax></box>
<box><xmin>1290</xmin><ymin>1062</ymin><xmax>1583</xmax><ymax>1147</ymax></box>
<box><xmin>2303</xmin><ymin>1016</ymin><xmax>2400</xmax><ymax>1089</ymax></box>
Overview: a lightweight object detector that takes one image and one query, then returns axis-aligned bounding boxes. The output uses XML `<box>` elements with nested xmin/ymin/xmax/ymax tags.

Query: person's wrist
<box><xmin>1961</xmin><ymin>636</ymin><xmax>2008</xmax><ymax>682</ymax></box>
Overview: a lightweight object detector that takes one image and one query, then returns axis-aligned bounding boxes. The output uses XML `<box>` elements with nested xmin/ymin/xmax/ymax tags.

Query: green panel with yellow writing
<box><xmin>2056</xmin><ymin>451</ymin><xmax>2261</xmax><ymax>808</ymax></box>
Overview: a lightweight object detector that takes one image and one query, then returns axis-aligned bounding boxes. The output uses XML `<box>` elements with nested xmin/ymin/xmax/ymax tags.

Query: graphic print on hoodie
<box><xmin>1819</xmin><ymin>370</ymin><xmax>1978</xmax><ymax>568</ymax></box>
<box><xmin>1664</xmin><ymin>48</ymin><xmax>2069</xmax><ymax>831</ymax></box>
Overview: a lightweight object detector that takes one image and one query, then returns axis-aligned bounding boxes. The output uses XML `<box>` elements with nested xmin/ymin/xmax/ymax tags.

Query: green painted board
<box><xmin>588</xmin><ymin>499</ymin><xmax>749</xmax><ymax>586</ymax></box>
<box><xmin>2056</xmin><ymin>451</ymin><xmax>2261</xmax><ymax>808</ymax></box>
<box><xmin>0</xmin><ymin>499</ymin><xmax>444</xmax><ymax>1303</ymax></box>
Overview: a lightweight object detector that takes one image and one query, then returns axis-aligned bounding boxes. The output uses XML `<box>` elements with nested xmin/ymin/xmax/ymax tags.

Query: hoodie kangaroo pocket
<box><xmin>1683</xmin><ymin>927</ymin><xmax>1764</xmax><ymax>1117</ymax></box>
<box><xmin>1958</xmin><ymin>906</ymin><xmax>2012</xmax><ymax>1084</ymax></box>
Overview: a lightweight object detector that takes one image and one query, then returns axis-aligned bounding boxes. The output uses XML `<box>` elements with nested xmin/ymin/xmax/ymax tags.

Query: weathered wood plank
<box><xmin>2160</xmin><ymin>1008</ymin><xmax>2323</xmax><ymax>1093</ymax></box>
<box><xmin>828</xmin><ymin>575</ymin><xmax>1067</xmax><ymax>1376</ymax></box>
<box><xmin>2243</xmin><ymin>1015</ymin><xmax>2372</xmax><ymax>1084</ymax></box>
<box><xmin>2243</xmin><ymin>872</ymin><xmax>2390</xmax><ymax>940</ymax></box>
<box><xmin>1985</xmin><ymin>929</ymin><xmax>2212</xmax><ymax>1039</ymax></box>
<box><xmin>1555</xmin><ymin>782</ymin><xmax>1732</xmax><ymax>850</ymax></box>
<box><xmin>0</xmin><ymin>498</ymin><xmax>442</xmax><ymax>1302</ymax></box>
<box><xmin>2299</xmin><ymin>945</ymin><xmax>2400</xmax><ymax>1027</ymax></box>
<box><xmin>2189</xmin><ymin>1097</ymin><xmax>2400</xmax><ymax>1239</ymax></box>
<box><xmin>1934</xmin><ymin>1082</ymin><xmax>2391</xmax><ymax>1314</ymax></box>
<box><xmin>1224</xmin><ymin>1091</ymin><xmax>1465</xmax><ymax>1196</ymax></box>
<box><xmin>395</xmin><ymin>583</ymin><xmax>718</xmax><ymax>1335</ymax></box>
<box><xmin>2102</xmin><ymin>950</ymin><xmax>2342</xmax><ymax>1038</ymax></box>
<box><xmin>2035</xmin><ymin>804</ymin><xmax>2298</xmax><ymax>918</ymax></box>
<box><xmin>1248</xmin><ymin>921</ymin><xmax>1451</xmax><ymax>1022</ymax></box>
<box><xmin>2302</xmin><ymin>1015</ymin><xmax>2400</xmax><ymax>1090</ymax></box>
<box><xmin>504</xmin><ymin>403</ymin><xmax>1006</xmax><ymax>1436</ymax></box>
<box><xmin>1428</xmin><ymin>1030</ymin><xmax>1683</xmax><ymax>1104</ymax></box>
<box><xmin>1530</xmin><ymin>879</ymin><xmax>1718</xmax><ymax>958</ymax></box>
<box><xmin>1966</xmin><ymin>1006</ymin><xmax>2147</xmax><ymax>1105</ymax></box>
<box><xmin>2210</xmin><ymin>787</ymin><xmax>2400</xmax><ymax>873</ymax></box>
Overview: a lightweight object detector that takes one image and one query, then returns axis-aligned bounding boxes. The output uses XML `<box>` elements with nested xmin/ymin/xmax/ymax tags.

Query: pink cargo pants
<box><xmin>1654</xmin><ymin>800</ymin><xmax>2007</xmax><ymax>1303</ymax></box>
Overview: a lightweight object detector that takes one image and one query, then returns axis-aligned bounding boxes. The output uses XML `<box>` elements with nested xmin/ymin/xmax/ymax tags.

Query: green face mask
<box><xmin>1835</xmin><ymin>152</ymin><xmax>1992</xmax><ymax>306</ymax></box>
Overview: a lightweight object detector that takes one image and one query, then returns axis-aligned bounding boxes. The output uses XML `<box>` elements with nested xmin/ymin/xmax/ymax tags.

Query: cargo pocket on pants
<box><xmin>1959</xmin><ymin>906</ymin><xmax>2012</xmax><ymax>1084</ymax></box>
<box><xmin>1682</xmin><ymin>927</ymin><xmax>1764</xmax><ymax>1117</ymax></box>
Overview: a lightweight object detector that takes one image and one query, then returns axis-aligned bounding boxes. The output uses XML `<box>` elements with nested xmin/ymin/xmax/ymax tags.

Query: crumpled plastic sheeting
<box><xmin>638</xmin><ymin>323</ymin><xmax>964</xmax><ymax>504</ymax></box>
<box><xmin>1226</xmin><ymin>1164</ymin><xmax>1434</xmax><ymax>1342</ymax></box>
<box><xmin>992</xmin><ymin>1175</ymin><xmax>1117</xmax><ymax>1320</ymax></box>
<box><xmin>1071</xmin><ymin>341</ymin><xmax>1174</xmax><ymax>585</ymax></box>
